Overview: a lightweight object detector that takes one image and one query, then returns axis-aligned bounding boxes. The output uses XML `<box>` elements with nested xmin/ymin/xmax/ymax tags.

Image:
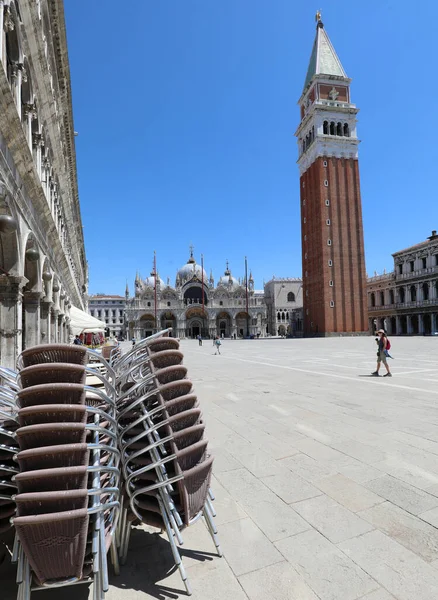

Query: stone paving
<box><xmin>2</xmin><ymin>336</ymin><xmax>438</xmax><ymax>599</ymax></box>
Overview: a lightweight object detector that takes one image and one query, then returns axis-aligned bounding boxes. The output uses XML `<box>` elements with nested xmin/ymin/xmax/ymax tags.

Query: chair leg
<box><xmin>120</xmin><ymin>521</ymin><xmax>131</xmax><ymax>565</ymax></box>
<box><xmin>208</xmin><ymin>488</ymin><xmax>215</xmax><ymax>501</ymax></box>
<box><xmin>110</xmin><ymin>537</ymin><xmax>120</xmax><ymax>576</ymax></box>
<box><xmin>160</xmin><ymin>499</ymin><xmax>192</xmax><ymax>595</ymax></box>
<box><xmin>203</xmin><ymin>503</ymin><xmax>223</xmax><ymax>557</ymax></box>
<box><xmin>206</xmin><ymin>495</ymin><xmax>216</xmax><ymax>517</ymax></box>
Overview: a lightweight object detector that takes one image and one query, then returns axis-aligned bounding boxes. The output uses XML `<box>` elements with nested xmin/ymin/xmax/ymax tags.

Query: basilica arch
<box><xmin>160</xmin><ymin>311</ymin><xmax>177</xmax><ymax>336</ymax></box>
<box><xmin>185</xmin><ymin>306</ymin><xmax>208</xmax><ymax>338</ymax></box>
<box><xmin>216</xmin><ymin>311</ymin><xmax>232</xmax><ymax>338</ymax></box>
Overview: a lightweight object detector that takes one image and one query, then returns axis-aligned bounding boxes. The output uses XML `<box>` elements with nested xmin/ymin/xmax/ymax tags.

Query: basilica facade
<box><xmin>126</xmin><ymin>252</ymin><xmax>269</xmax><ymax>340</ymax></box>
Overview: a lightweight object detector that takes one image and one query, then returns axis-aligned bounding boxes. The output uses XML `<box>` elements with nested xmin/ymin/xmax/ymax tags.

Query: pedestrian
<box><xmin>132</xmin><ymin>338</ymin><xmax>136</xmax><ymax>348</ymax></box>
<box><xmin>214</xmin><ymin>337</ymin><xmax>221</xmax><ymax>355</ymax></box>
<box><xmin>197</xmin><ymin>334</ymin><xmax>203</xmax><ymax>346</ymax></box>
<box><xmin>371</xmin><ymin>329</ymin><xmax>392</xmax><ymax>377</ymax></box>
<box><xmin>73</xmin><ymin>335</ymin><xmax>82</xmax><ymax>345</ymax></box>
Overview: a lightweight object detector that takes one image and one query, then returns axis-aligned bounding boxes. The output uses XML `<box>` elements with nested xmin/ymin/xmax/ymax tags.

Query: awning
<box><xmin>69</xmin><ymin>305</ymin><xmax>106</xmax><ymax>336</ymax></box>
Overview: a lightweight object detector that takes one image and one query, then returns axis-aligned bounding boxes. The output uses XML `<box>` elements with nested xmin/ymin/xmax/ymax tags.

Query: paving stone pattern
<box><xmin>2</xmin><ymin>337</ymin><xmax>438</xmax><ymax>599</ymax></box>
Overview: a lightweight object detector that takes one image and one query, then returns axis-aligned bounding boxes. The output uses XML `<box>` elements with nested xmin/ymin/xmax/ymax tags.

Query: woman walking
<box><xmin>371</xmin><ymin>329</ymin><xmax>392</xmax><ymax>377</ymax></box>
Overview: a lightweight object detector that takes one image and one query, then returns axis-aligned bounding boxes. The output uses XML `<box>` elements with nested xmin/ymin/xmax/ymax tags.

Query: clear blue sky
<box><xmin>64</xmin><ymin>1</ymin><xmax>437</xmax><ymax>295</ymax></box>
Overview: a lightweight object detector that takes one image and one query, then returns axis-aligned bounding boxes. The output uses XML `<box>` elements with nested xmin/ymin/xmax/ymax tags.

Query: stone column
<box><xmin>0</xmin><ymin>276</ymin><xmax>26</xmax><ymax>369</ymax></box>
<box><xmin>22</xmin><ymin>291</ymin><xmax>42</xmax><ymax>349</ymax></box>
<box><xmin>51</xmin><ymin>308</ymin><xmax>59</xmax><ymax>343</ymax></box>
<box><xmin>0</xmin><ymin>2</ymin><xmax>4</xmax><ymax>67</ymax></box>
<box><xmin>23</xmin><ymin>104</ymin><xmax>35</xmax><ymax>150</ymax></box>
<box><xmin>406</xmin><ymin>315</ymin><xmax>412</xmax><ymax>335</ymax></box>
<box><xmin>432</xmin><ymin>313</ymin><xmax>437</xmax><ymax>334</ymax></box>
<box><xmin>58</xmin><ymin>314</ymin><xmax>65</xmax><ymax>343</ymax></box>
<box><xmin>418</xmin><ymin>314</ymin><xmax>424</xmax><ymax>335</ymax></box>
<box><xmin>396</xmin><ymin>315</ymin><xmax>401</xmax><ymax>335</ymax></box>
<box><xmin>39</xmin><ymin>300</ymin><xmax>52</xmax><ymax>344</ymax></box>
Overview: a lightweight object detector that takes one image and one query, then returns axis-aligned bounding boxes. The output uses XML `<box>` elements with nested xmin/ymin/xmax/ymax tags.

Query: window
<box><xmin>112</xmin><ymin>319</ymin><xmax>116</xmax><ymax>324</ymax></box>
<box><xmin>327</xmin><ymin>239</ymin><xmax>332</xmax><ymax>246</ymax></box>
<box><xmin>303</xmin><ymin>217</ymin><xmax>306</xmax><ymax>223</ymax></box>
<box><xmin>302</xmin><ymin>199</ymin><xmax>306</xmax><ymax>206</ymax></box>
<box><xmin>147</xmin><ymin>302</ymin><xmax>151</xmax><ymax>307</ymax></box>
<box><xmin>370</xmin><ymin>292</ymin><xmax>375</xmax><ymax>307</ymax></box>
<box><xmin>287</xmin><ymin>292</ymin><xmax>295</xmax><ymax>302</ymax></box>
<box><xmin>167</xmin><ymin>301</ymin><xmax>171</xmax><ymax>307</ymax></box>
<box><xmin>423</xmin><ymin>282</ymin><xmax>429</xmax><ymax>300</ymax></box>
<box><xmin>326</xmin><ymin>219</ymin><xmax>331</xmax><ymax>226</ymax></box>
<box><xmin>398</xmin><ymin>264</ymin><xmax>402</xmax><ymax>275</ymax></box>
<box><xmin>410</xmin><ymin>261</ymin><xmax>414</xmax><ymax>272</ymax></box>
<box><xmin>410</xmin><ymin>285</ymin><xmax>416</xmax><ymax>302</ymax></box>
<box><xmin>219</xmin><ymin>300</ymin><xmax>223</xmax><ymax>306</ymax></box>
<box><xmin>379</xmin><ymin>291</ymin><xmax>384</xmax><ymax>305</ymax></box>
<box><xmin>323</xmin><ymin>160</ymin><xmax>328</xmax><ymax>167</ymax></box>
<box><xmin>329</xmin><ymin>280</ymin><xmax>333</xmax><ymax>287</ymax></box>
<box><xmin>343</xmin><ymin>123</ymin><xmax>350</xmax><ymax>137</ymax></box>
<box><xmin>435</xmin><ymin>255</ymin><xmax>438</xmax><ymax>266</ymax></box>
<box><xmin>305</xmin><ymin>253</ymin><xmax>307</xmax><ymax>259</ymax></box>
<box><xmin>304</xmin><ymin>235</ymin><xmax>307</xmax><ymax>241</ymax></box>
<box><xmin>328</xmin><ymin>260</ymin><xmax>333</xmax><ymax>266</ymax></box>
<box><xmin>325</xmin><ymin>199</ymin><xmax>330</xmax><ymax>206</ymax></box>
<box><xmin>389</xmin><ymin>290</ymin><xmax>395</xmax><ymax>304</ymax></box>
<box><xmin>324</xmin><ymin>180</ymin><xmax>329</xmax><ymax>187</ymax></box>
<box><xmin>120</xmin><ymin>318</ymin><xmax>124</xmax><ymax>323</ymax></box>
<box><xmin>399</xmin><ymin>287</ymin><xmax>405</xmax><ymax>303</ymax></box>
<box><xmin>323</xmin><ymin>121</ymin><xmax>328</xmax><ymax>135</ymax></box>
<box><xmin>422</xmin><ymin>257</ymin><xmax>427</xmax><ymax>269</ymax></box>
<box><xmin>330</xmin><ymin>301</ymin><xmax>335</xmax><ymax>307</ymax></box>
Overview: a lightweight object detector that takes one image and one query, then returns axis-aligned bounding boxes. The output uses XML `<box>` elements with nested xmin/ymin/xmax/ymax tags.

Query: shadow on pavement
<box><xmin>110</xmin><ymin>528</ymin><xmax>215</xmax><ymax>599</ymax></box>
<box><xmin>1</xmin><ymin>527</ymin><xmax>215</xmax><ymax>600</ymax></box>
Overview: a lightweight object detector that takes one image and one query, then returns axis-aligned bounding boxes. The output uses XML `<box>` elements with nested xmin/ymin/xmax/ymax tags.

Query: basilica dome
<box><xmin>144</xmin><ymin>275</ymin><xmax>165</xmax><ymax>288</ymax></box>
<box><xmin>217</xmin><ymin>262</ymin><xmax>239</xmax><ymax>288</ymax></box>
<box><xmin>218</xmin><ymin>274</ymin><xmax>239</xmax><ymax>287</ymax></box>
<box><xmin>176</xmin><ymin>253</ymin><xmax>207</xmax><ymax>283</ymax></box>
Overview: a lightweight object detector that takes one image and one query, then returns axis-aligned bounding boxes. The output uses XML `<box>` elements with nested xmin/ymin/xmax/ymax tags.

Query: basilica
<box><xmin>125</xmin><ymin>251</ymin><xmax>296</xmax><ymax>340</ymax></box>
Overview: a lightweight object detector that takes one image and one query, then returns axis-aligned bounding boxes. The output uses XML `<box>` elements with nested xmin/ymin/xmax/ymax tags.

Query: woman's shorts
<box><xmin>377</xmin><ymin>350</ymin><xmax>387</xmax><ymax>364</ymax></box>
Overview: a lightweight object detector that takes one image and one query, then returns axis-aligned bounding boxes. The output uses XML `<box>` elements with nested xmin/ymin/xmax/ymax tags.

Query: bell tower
<box><xmin>296</xmin><ymin>13</ymin><xmax>368</xmax><ymax>336</ymax></box>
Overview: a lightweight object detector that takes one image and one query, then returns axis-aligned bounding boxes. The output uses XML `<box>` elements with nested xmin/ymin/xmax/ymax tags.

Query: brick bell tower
<box><xmin>296</xmin><ymin>13</ymin><xmax>368</xmax><ymax>336</ymax></box>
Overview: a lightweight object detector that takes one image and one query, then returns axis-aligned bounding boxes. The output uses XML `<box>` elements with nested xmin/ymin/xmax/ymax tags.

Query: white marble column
<box><xmin>0</xmin><ymin>276</ymin><xmax>26</xmax><ymax>368</ymax></box>
<box><xmin>396</xmin><ymin>315</ymin><xmax>401</xmax><ymax>335</ymax></box>
<box><xmin>40</xmin><ymin>300</ymin><xmax>52</xmax><ymax>344</ymax></box>
<box><xmin>407</xmin><ymin>315</ymin><xmax>412</xmax><ymax>335</ymax></box>
<box><xmin>418</xmin><ymin>314</ymin><xmax>424</xmax><ymax>335</ymax></box>
<box><xmin>432</xmin><ymin>313</ymin><xmax>437</xmax><ymax>334</ymax></box>
<box><xmin>22</xmin><ymin>291</ymin><xmax>42</xmax><ymax>349</ymax></box>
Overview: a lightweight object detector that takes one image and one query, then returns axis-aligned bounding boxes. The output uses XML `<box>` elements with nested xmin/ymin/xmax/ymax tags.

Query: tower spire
<box><xmin>302</xmin><ymin>15</ymin><xmax>347</xmax><ymax>93</ymax></box>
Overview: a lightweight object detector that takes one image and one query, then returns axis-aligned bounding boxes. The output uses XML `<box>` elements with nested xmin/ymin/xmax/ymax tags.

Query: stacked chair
<box><xmin>0</xmin><ymin>332</ymin><xmax>221</xmax><ymax>598</ymax></box>
<box><xmin>113</xmin><ymin>331</ymin><xmax>221</xmax><ymax>595</ymax></box>
<box><xmin>7</xmin><ymin>345</ymin><xmax>121</xmax><ymax>600</ymax></box>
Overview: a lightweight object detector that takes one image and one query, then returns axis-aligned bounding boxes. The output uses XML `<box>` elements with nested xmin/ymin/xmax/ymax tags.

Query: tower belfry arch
<box><xmin>296</xmin><ymin>15</ymin><xmax>368</xmax><ymax>336</ymax></box>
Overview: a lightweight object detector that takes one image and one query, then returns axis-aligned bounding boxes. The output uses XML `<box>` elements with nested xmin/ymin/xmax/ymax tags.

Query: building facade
<box><xmin>264</xmin><ymin>278</ymin><xmax>303</xmax><ymax>336</ymax></box>
<box><xmin>125</xmin><ymin>251</ymin><xmax>303</xmax><ymax>340</ymax></box>
<box><xmin>126</xmin><ymin>253</ymin><xmax>267</xmax><ymax>339</ymax></box>
<box><xmin>88</xmin><ymin>295</ymin><xmax>126</xmax><ymax>339</ymax></box>
<box><xmin>296</xmin><ymin>14</ymin><xmax>368</xmax><ymax>336</ymax></box>
<box><xmin>0</xmin><ymin>0</ymin><xmax>87</xmax><ymax>367</ymax></box>
<box><xmin>367</xmin><ymin>231</ymin><xmax>438</xmax><ymax>335</ymax></box>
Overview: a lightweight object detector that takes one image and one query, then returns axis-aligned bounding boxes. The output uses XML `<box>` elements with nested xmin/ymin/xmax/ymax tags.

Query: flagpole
<box><xmin>154</xmin><ymin>250</ymin><xmax>157</xmax><ymax>333</ymax></box>
<box><xmin>201</xmin><ymin>254</ymin><xmax>205</xmax><ymax>337</ymax></box>
<box><xmin>245</xmin><ymin>256</ymin><xmax>249</xmax><ymax>336</ymax></box>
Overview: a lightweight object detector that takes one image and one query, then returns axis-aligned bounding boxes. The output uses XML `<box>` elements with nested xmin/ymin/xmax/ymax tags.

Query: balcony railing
<box><xmin>396</xmin><ymin>265</ymin><xmax>438</xmax><ymax>280</ymax></box>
